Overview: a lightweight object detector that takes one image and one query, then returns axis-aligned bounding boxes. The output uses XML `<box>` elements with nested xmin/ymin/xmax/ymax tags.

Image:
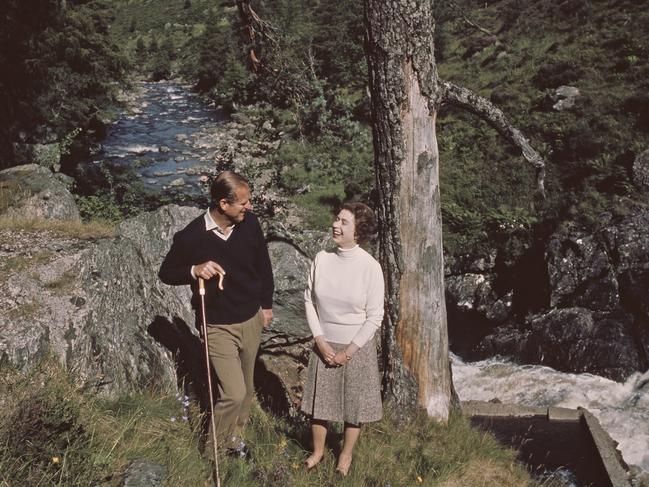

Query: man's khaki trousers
<box><xmin>206</xmin><ymin>308</ymin><xmax>263</xmax><ymax>448</ymax></box>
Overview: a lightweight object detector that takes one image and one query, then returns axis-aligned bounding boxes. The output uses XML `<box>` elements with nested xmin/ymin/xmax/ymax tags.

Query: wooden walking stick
<box><xmin>199</xmin><ymin>273</ymin><xmax>224</xmax><ymax>487</ymax></box>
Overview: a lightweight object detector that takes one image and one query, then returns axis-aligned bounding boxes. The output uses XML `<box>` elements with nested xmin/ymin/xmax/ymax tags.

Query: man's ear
<box><xmin>219</xmin><ymin>198</ymin><xmax>229</xmax><ymax>211</ymax></box>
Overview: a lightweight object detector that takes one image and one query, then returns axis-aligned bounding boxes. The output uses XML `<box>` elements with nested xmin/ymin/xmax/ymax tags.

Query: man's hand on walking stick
<box><xmin>194</xmin><ymin>261</ymin><xmax>225</xmax><ymax>289</ymax></box>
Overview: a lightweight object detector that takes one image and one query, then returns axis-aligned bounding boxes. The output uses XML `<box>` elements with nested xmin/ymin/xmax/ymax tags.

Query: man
<box><xmin>159</xmin><ymin>170</ymin><xmax>274</xmax><ymax>457</ymax></box>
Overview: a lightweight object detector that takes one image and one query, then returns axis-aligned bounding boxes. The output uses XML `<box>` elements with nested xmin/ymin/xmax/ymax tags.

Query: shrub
<box><xmin>532</xmin><ymin>60</ymin><xmax>583</xmax><ymax>89</ymax></box>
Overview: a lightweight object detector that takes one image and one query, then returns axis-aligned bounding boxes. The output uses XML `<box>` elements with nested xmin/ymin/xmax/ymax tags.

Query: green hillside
<box><xmin>103</xmin><ymin>0</ymin><xmax>649</xmax><ymax>255</ymax></box>
<box><xmin>435</xmin><ymin>0</ymin><xmax>649</xmax><ymax>251</ymax></box>
<box><xmin>2</xmin><ymin>0</ymin><xmax>648</xmax><ymax>256</ymax></box>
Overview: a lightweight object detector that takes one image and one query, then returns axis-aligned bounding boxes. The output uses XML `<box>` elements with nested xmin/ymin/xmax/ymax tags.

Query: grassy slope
<box><xmin>435</xmin><ymin>0</ymin><xmax>649</xmax><ymax>251</ymax></box>
<box><xmin>0</xmin><ymin>358</ymin><xmax>539</xmax><ymax>486</ymax></box>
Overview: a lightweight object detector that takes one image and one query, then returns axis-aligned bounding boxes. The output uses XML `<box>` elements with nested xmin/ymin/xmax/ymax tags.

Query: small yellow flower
<box><xmin>416</xmin><ymin>475</ymin><xmax>423</xmax><ymax>483</ymax></box>
<box><xmin>291</xmin><ymin>463</ymin><xmax>300</xmax><ymax>470</ymax></box>
<box><xmin>52</xmin><ymin>457</ymin><xmax>60</xmax><ymax>464</ymax></box>
<box><xmin>278</xmin><ymin>437</ymin><xmax>287</xmax><ymax>449</ymax></box>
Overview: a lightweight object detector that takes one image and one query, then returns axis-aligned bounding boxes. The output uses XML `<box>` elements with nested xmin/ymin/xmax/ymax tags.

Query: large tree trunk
<box><xmin>365</xmin><ymin>0</ymin><xmax>452</xmax><ymax>421</ymax></box>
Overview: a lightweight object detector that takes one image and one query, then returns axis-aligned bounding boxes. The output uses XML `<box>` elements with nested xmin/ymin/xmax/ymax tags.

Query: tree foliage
<box><xmin>0</xmin><ymin>0</ymin><xmax>127</xmax><ymax>167</ymax></box>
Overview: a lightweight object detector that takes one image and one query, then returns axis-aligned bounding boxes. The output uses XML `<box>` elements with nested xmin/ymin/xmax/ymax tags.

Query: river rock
<box><xmin>522</xmin><ymin>308</ymin><xmax>641</xmax><ymax>380</ymax></box>
<box><xmin>169</xmin><ymin>177</ymin><xmax>185</xmax><ymax>187</ymax></box>
<box><xmin>261</xmin><ymin>120</ymin><xmax>275</xmax><ymax>133</ymax></box>
<box><xmin>0</xmin><ymin>164</ymin><xmax>80</xmax><ymax>221</ymax></box>
<box><xmin>632</xmin><ymin>149</ymin><xmax>649</xmax><ymax>192</ymax></box>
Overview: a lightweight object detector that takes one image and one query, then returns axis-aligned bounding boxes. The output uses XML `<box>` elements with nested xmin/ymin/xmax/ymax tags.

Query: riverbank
<box><xmin>69</xmin><ymin>80</ymin><xmax>312</xmax><ymax>229</ymax></box>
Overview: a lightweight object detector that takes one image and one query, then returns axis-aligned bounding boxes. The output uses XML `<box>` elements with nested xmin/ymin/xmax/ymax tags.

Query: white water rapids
<box><xmin>451</xmin><ymin>353</ymin><xmax>649</xmax><ymax>471</ymax></box>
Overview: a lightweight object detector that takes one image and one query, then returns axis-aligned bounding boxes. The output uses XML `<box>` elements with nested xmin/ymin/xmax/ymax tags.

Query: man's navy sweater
<box><xmin>158</xmin><ymin>211</ymin><xmax>274</xmax><ymax>325</ymax></box>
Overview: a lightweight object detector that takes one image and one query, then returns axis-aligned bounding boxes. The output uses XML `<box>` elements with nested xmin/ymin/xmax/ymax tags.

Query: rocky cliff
<box><xmin>446</xmin><ymin>203</ymin><xmax>649</xmax><ymax>381</ymax></box>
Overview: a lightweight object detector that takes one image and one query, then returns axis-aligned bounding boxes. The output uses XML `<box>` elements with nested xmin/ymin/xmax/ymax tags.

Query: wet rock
<box><xmin>470</xmin><ymin>203</ymin><xmax>649</xmax><ymax>380</ymax></box>
<box><xmin>480</xmin><ymin>308</ymin><xmax>642</xmax><ymax>380</ymax></box>
<box><xmin>632</xmin><ymin>149</ymin><xmax>649</xmax><ymax>191</ymax></box>
<box><xmin>169</xmin><ymin>178</ymin><xmax>185</xmax><ymax>187</ymax></box>
<box><xmin>0</xmin><ymin>164</ymin><xmax>80</xmax><ymax>221</ymax></box>
<box><xmin>522</xmin><ymin>308</ymin><xmax>642</xmax><ymax>381</ymax></box>
<box><xmin>546</xmin><ymin>227</ymin><xmax>619</xmax><ymax>310</ymax></box>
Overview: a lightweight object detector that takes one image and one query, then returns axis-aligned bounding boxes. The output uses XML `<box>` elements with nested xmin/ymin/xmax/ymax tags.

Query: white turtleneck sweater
<box><xmin>304</xmin><ymin>245</ymin><xmax>385</xmax><ymax>348</ymax></box>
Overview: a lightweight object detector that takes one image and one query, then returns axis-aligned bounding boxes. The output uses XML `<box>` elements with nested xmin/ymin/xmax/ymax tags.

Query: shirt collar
<box><xmin>204</xmin><ymin>210</ymin><xmax>234</xmax><ymax>235</ymax></box>
<box><xmin>336</xmin><ymin>244</ymin><xmax>360</xmax><ymax>258</ymax></box>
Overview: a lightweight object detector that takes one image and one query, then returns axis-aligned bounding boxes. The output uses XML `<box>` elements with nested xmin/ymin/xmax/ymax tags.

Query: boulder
<box><xmin>257</xmin><ymin>231</ymin><xmax>331</xmax><ymax>416</ymax></box>
<box><xmin>552</xmin><ymin>85</ymin><xmax>580</xmax><ymax>111</ymax></box>
<box><xmin>444</xmin><ymin>252</ymin><xmax>513</xmax><ymax>358</ymax></box>
<box><xmin>0</xmin><ymin>205</ymin><xmax>201</xmax><ymax>396</ymax></box>
<box><xmin>521</xmin><ymin>308</ymin><xmax>642</xmax><ymax>381</ymax></box>
<box><xmin>546</xmin><ymin>227</ymin><xmax>619</xmax><ymax>310</ymax></box>
<box><xmin>479</xmin><ymin>308</ymin><xmax>642</xmax><ymax>381</ymax></box>
<box><xmin>0</xmin><ymin>164</ymin><xmax>80</xmax><ymax>221</ymax></box>
<box><xmin>120</xmin><ymin>460</ymin><xmax>167</xmax><ymax>487</ymax></box>
<box><xmin>0</xmin><ymin>203</ymin><xmax>329</xmax><ymax>409</ymax></box>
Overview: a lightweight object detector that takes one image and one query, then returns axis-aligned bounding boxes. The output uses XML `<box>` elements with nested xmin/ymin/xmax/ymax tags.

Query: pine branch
<box><xmin>441</xmin><ymin>81</ymin><xmax>546</xmax><ymax>196</ymax></box>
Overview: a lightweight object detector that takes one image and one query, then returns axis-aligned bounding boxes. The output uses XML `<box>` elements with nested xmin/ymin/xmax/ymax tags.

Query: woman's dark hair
<box><xmin>341</xmin><ymin>201</ymin><xmax>377</xmax><ymax>245</ymax></box>
<box><xmin>209</xmin><ymin>171</ymin><xmax>249</xmax><ymax>208</ymax></box>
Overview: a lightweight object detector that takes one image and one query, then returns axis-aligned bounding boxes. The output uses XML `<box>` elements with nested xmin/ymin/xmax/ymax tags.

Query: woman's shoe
<box><xmin>335</xmin><ymin>453</ymin><xmax>352</xmax><ymax>477</ymax></box>
<box><xmin>304</xmin><ymin>453</ymin><xmax>323</xmax><ymax>471</ymax></box>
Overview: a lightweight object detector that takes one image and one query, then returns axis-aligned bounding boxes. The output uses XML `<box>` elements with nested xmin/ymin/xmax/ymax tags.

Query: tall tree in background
<box><xmin>364</xmin><ymin>0</ymin><xmax>546</xmax><ymax>421</ymax></box>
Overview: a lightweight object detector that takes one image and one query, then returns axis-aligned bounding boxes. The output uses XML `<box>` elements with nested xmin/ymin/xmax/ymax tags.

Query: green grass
<box><xmin>0</xmin><ymin>250</ymin><xmax>54</xmax><ymax>274</ymax></box>
<box><xmin>0</xmin><ymin>217</ymin><xmax>117</xmax><ymax>240</ymax></box>
<box><xmin>0</xmin><ymin>357</ymin><xmax>540</xmax><ymax>487</ymax></box>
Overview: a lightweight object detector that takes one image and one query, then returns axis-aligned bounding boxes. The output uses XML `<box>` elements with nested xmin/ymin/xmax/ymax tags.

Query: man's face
<box><xmin>221</xmin><ymin>185</ymin><xmax>252</xmax><ymax>224</ymax></box>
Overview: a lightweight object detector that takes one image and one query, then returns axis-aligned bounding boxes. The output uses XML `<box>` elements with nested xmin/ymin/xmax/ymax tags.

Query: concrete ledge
<box><xmin>548</xmin><ymin>406</ymin><xmax>581</xmax><ymax>421</ymax></box>
<box><xmin>461</xmin><ymin>400</ymin><xmax>546</xmax><ymax>417</ymax></box>
<box><xmin>580</xmin><ymin>408</ymin><xmax>630</xmax><ymax>487</ymax></box>
<box><xmin>462</xmin><ymin>400</ymin><xmax>631</xmax><ymax>487</ymax></box>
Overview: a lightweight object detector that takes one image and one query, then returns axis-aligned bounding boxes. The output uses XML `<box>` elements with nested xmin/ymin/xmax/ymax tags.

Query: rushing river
<box><xmin>452</xmin><ymin>353</ymin><xmax>649</xmax><ymax>472</ymax></box>
<box><xmin>91</xmin><ymin>80</ymin><xmax>226</xmax><ymax>194</ymax></box>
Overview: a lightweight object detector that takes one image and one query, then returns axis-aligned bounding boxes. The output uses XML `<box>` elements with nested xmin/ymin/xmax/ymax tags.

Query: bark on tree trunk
<box><xmin>365</xmin><ymin>0</ymin><xmax>452</xmax><ymax>421</ymax></box>
<box><xmin>364</xmin><ymin>0</ymin><xmax>545</xmax><ymax>422</ymax></box>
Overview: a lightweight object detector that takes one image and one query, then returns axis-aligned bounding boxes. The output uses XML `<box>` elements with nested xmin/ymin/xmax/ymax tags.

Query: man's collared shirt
<box><xmin>190</xmin><ymin>210</ymin><xmax>236</xmax><ymax>279</ymax></box>
<box><xmin>205</xmin><ymin>210</ymin><xmax>235</xmax><ymax>241</ymax></box>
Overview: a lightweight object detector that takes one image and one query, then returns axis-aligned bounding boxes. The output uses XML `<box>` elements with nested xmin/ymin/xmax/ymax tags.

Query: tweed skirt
<box><xmin>301</xmin><ymin>340</ymin><xmax>383</xmax><ymax>424</ymax></box>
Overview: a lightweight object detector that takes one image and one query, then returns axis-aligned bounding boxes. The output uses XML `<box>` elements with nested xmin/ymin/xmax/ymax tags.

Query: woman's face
<box><xmin>332</xmin><ymin>209</ymin><xmax>357</xmax><ymax>249</ymax></box>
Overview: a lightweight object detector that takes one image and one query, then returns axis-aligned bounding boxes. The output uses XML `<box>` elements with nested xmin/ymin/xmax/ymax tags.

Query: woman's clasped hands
<box><xmin>315</xmin><ymin>336</ymin><xmax>355</xmax><ymax>367</ymax></box>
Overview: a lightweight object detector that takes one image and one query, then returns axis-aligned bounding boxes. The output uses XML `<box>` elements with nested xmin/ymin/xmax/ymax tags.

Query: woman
<box><xmin>301</xmin><ymin>202</ymin><xmax>385</xmax><ymax>476</ymax></box>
